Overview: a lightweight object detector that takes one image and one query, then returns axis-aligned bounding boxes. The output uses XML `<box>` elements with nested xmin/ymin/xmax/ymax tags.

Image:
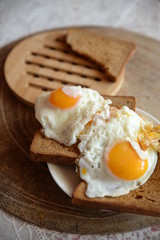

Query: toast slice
<box><xmin>30</xmin><ymin>130</ymin><xmax>79</xmax><ymax>164</ymax></box>
<box><xmin>30</xmin><ymin>96</ymin><xmax>136</xmax><ymax>164</ymax></box>
<box><xmin>66</xmin><ymin>29</ymin><xmax>136</xmax><ymax>81</ymax></box>
<box><xmin>72</xmin><ymin>153</ymin><xmax>160</xmax><ymax>217</ymax></box>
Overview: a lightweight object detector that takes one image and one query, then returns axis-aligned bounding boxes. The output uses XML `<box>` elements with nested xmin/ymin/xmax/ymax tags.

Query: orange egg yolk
<box><xmin>49</xmin><ymin>88</ymin><xmax>80</xmax><ymax>109</ymax></box>
<box><xmin>107</xmin><ymin>141</ymin><xmax>148</xmax><ymax>181</ymax></box>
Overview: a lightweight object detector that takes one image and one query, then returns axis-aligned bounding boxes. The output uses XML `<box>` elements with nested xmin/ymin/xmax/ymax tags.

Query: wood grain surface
<box><xmin>0</xmin><ymin>27</ymin><xmax>160</xmax><ymax>234</ymax></box>
<box><xmin>4</xmin><ymin>29</ymin><xmax>125</xmax><ymax>106</ymax></box>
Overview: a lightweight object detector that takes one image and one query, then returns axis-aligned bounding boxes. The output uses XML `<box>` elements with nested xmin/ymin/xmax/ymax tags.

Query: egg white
<box><xmin>78</xmin><ymin>106</ymin><xmax>158</xmax><ymax>197</ymax></box>
<box><xmin>35</xmin><ymin>86</ymin><xmax>111</xmax><ymax>146</ymax></box>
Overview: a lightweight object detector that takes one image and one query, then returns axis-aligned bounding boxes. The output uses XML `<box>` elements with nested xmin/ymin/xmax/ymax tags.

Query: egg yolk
<box><xmin>49</xmin><ymin>88</ymin><xmax>80</xmax><ymax>109</ymax></box>
<box><xmin>82</xmin><ymin>168</ymin><xmax>87</xmax><ymax>175</ymax></box>
<box><xmin>107</xmin><ymin>141</ymin><xmax>148</xmax><ymax>181</ymax></box>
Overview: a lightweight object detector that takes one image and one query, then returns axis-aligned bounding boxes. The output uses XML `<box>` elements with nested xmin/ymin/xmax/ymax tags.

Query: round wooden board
<box><xmin>1</xmin><ymin>27</ymin><xmax>160</xmax><ymax>235</ymax></box>
<box><xmin>4</xmin><ymin>28</ymin><xmax>124</xmax><ymax>106</ymax></box>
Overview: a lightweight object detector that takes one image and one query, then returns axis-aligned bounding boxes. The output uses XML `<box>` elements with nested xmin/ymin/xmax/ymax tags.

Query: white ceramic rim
<box><xmin>47</xmin><ymin>108</ymin><xmax>160</xmax><ymax>197</ymax></box>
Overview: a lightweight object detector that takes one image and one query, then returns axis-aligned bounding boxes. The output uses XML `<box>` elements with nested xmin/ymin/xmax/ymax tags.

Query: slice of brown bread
<box><xmin>30</xmin><ymin>96</ymin><xmax>136</xmax><ymax>164</ymax></box>
<box><xmin>66</xmin><ymin>29</ymin><xmax>136</xmax><ymax>81</ymax></box>
<box><xmin>30</xmin><ymin>130</ymin><xmax>79</xmax><ymax>164</ymax></box>
<box><xmin>72</xmin><ymin>153</ymin><xmax>160</xmax><ymax>217</ymax></box>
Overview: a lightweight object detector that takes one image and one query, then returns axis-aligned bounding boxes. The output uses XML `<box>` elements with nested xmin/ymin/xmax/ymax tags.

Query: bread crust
<box><xmin>66</xmin><ymin>29</ymin><xmax>136</xmax><ymax>81</ymax></box>
<box><xmin>30</xmin><ymin>130</ymin><xmax>79</xmax><ymax>164</ymax></box>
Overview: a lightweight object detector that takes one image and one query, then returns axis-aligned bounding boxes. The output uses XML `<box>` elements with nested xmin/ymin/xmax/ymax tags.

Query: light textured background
<box><xmin>1</xmin><ymin>0</ymin><xmax>160</xmax><ymax>239</ymax></box>
<box><xmin>0</xmin><ymin>0</ymin><xmax>160</xmax><ymax>48</ymax></box>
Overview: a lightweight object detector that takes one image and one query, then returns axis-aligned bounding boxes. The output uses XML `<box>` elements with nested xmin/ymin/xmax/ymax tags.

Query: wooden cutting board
<box><xmin>4</xmin><ymin>28</ymin><xmax>125</xmax><ymax>106</ymax></box>
<box><xmin>0</xmin><ymin>27</ymin><xmax>160</xmax><ymax>235</ymax></box>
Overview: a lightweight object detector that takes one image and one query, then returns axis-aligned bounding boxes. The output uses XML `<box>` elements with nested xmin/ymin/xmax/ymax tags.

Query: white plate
<box><xmin>47</xmin><ymin>108</ymin><xmax>160</xmax><ymax>197</ymax></box>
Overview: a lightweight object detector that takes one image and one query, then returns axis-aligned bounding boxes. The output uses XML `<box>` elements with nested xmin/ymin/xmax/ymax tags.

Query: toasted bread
<box><xmin>66</xmin><ymin>29</ymin><xmax>136</xmax><ymax>81</ymax></box>
<box><xmin>72</xmin><ymin>153</ymin><xmax>160</xmax><ymax>217</ymax></box>
<box><xmin>30</xmin><ymin>96</ymin><xmax>136</xmax><ymax>164</ymax></box>
<box><xmin>30</xmin><ymin>94</ymin><xmax>160</xmax><ymax>217</ymax></box>
<box><xmin>30</xmin><ymin>130</ymin><xmax>79</xmax><ymax>164</ymax></box>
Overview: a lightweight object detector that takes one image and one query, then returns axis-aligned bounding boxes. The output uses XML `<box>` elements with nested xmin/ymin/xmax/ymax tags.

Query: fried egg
<box><xmin>78</xmin><ymin>106</ymin><xmax>158</xmax><ymax>197</ymax></box>
<box><xmin>35</xmin><ymin>86</ymin><xmax>110</xmax><ymax>146</ymax></box>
